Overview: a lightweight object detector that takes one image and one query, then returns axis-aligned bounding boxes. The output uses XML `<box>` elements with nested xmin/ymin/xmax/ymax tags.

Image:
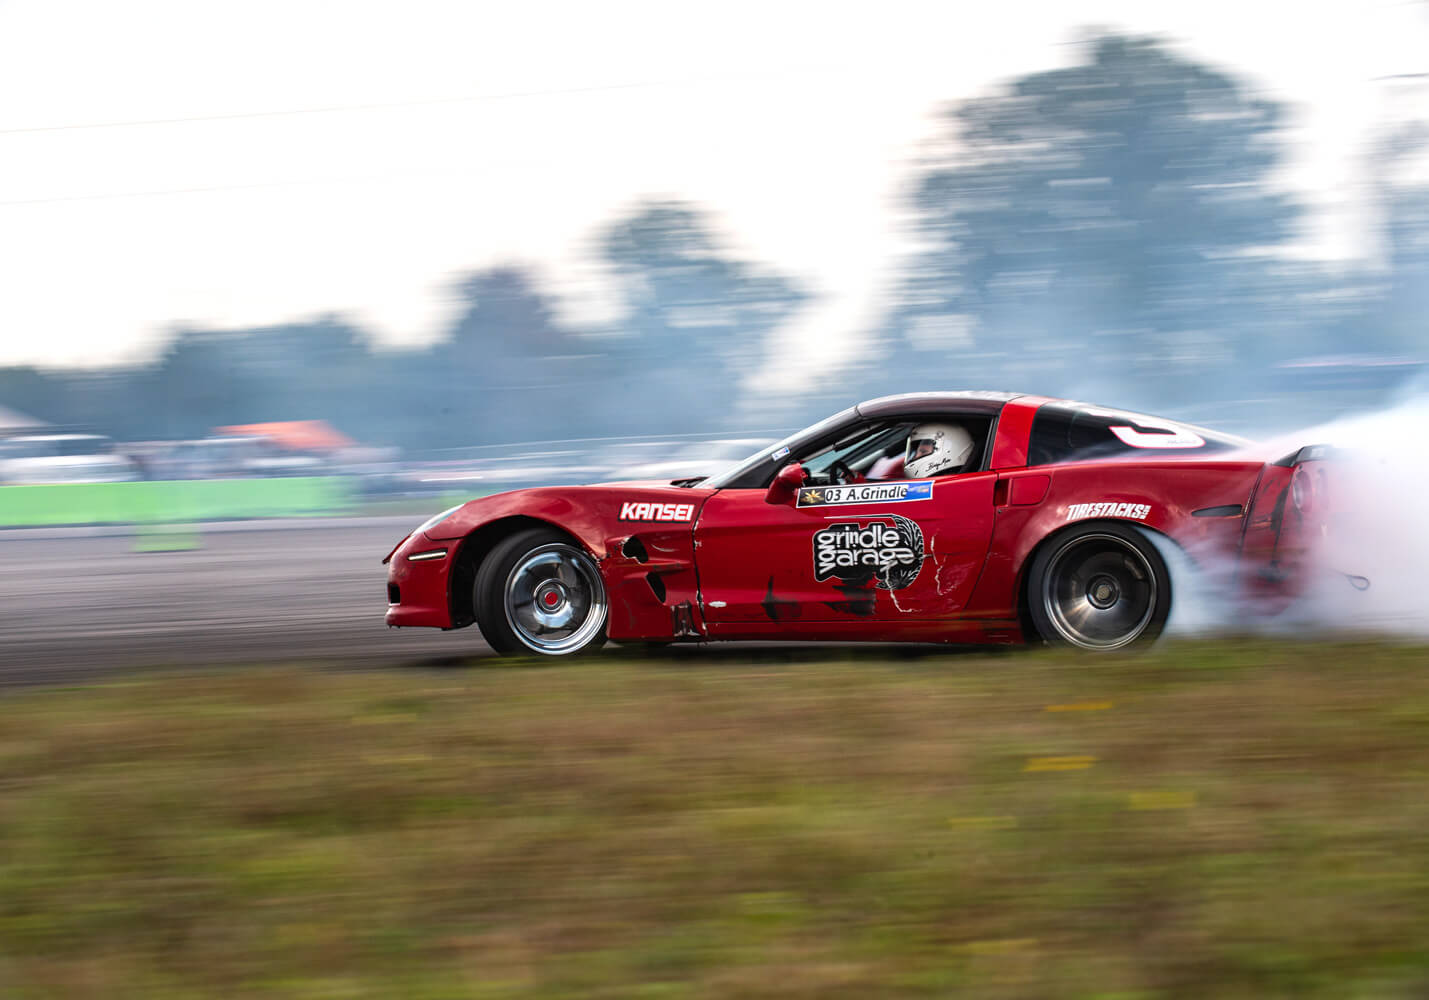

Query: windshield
<box><xmin>702</xmin><ymin>408</ymin><xmax>857</xmax><ymax>489</ymax></box>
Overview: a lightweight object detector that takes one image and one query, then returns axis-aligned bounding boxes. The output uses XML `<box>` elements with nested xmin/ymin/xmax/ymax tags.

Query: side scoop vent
<box><xmin>1191</xmin><ymin>504</ymin><xmax>1244</xmax><ymax>518</ymax></box>
<box><xmin>622</xmin><ymin>536</ymin><xmax>649</xmax><ymax>563</ymax></box>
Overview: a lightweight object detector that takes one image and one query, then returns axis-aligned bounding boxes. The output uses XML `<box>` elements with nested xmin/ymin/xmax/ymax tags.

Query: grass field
<box><xmin>4</xmin><ymin>640</ymin><xmax>1429</xmax><ymax>998</ymax></box>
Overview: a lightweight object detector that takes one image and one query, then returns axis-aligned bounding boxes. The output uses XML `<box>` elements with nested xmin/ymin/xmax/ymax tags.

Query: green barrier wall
<box><xmin>0</xmin><ymin>477</ymin><xmax>353</xmax><ymax>527</ymax></box>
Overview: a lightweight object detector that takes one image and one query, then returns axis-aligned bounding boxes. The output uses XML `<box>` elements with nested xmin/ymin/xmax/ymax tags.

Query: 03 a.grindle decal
<box><xmin>798</xmin><ymin>480</ymin><xmax>932</xmax><ymax>507</ymax></box>
<box><xmin>812</xmin><ymin>514</ymin><xmax>925</xmax><ymax>591</ymax></box>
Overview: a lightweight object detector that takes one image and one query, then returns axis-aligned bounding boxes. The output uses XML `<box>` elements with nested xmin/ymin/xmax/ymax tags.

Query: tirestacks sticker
<box><xmin>1064</xmin><ymin>501</ymin><xmax>1151</xmax><ymax>521</ymax></box>
<box><xmin>797</xmin><ymin>480</ymin><xmax>933</xmax><ymax>508</ymax></box>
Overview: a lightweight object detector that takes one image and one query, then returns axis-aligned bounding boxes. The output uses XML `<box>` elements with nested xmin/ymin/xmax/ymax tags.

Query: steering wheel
<box><xmin>827</xmin><ymin>459</ymin><xmax>856</xmax><ymax>486</ymax></box>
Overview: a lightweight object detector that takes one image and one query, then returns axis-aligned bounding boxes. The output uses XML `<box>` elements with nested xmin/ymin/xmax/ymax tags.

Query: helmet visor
<box><xmin>907</xmin><ymin>437</ymin><xmax>937</xmax><ymax>465</ymax></box>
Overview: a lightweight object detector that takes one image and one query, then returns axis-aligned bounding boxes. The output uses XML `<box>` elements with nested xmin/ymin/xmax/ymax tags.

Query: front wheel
<box><xmin>1027</xmin><ymin>523</ymin><xmax>1171</xmax><ymax>650</ymax></box>
<box><xmin>474</xmin><ymin>528</ymin><xmax>609</xmax><ymax>656</ymax></box>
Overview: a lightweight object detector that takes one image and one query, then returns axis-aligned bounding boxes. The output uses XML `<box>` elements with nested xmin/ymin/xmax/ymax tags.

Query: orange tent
<box><xmin>215</xmin><ymin>420</ymin><xmax>354</xmax><ymax>452</ymax></box>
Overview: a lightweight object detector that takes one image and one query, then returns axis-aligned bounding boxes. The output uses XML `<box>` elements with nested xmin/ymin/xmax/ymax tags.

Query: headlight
<box><xmin>415</xmin><ymin>504</ymin><xmax>462</xmax><ymax>536</ymax></box>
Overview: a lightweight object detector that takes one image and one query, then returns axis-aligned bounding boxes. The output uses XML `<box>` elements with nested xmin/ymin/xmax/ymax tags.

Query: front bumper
<box><xmin>384</xmin><ymin>531</ymin><xmax>456</xmax><ymax>628</ymax></box>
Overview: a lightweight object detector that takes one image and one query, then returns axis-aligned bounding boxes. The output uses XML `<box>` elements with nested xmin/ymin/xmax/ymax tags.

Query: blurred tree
<box><xmin>600</xmin><ymin>201</ymin><xmax>808</xmax><ymax>431</ymax></box>
<box><xmin>1382</xmin><ymin>188</ymin><xmax>1429</xmax><ymax>354</ymax></box>
<box><xmin>0</xmin><ymin>366</ymin><xmax>63</xmax><ymax>427</ymax></box>
<box><xmin>420</xmin><ymin>265</ymin><xmax>609</xmax><ymax>445</ymax></box>
<box><xmin>1371</xmin><ymin>119</ymin><xmax>1429</xmax><ymax>357</ymax></box>
<box><xmin>881</xmin><ymin>32</ymin><xmax>1303</xmax><ymax>409</ymax></box>
<box><xmin>140</xmin><ymin>316</ymin><xmax>374</xmax><ymax>441</ymax></box>
<box><xmin>447</xmin><ymin>267</ymin><xmax>571</xmax><ymax>360</ymax></box>
<box><xmin>0</xmin><ymin>271</ymin><xmax>614</xmax><ymax>455</ymax></box>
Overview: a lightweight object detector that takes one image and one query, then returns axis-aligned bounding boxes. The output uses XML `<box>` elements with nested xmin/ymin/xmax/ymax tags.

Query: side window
<box><xmin>799</xmin><ymin>422</ymin><xmax>908</xmax><ymax>484</ymax></box>
<box><xmin>907</xmin><ymin>417</ymin><xmax>994</xmax><ymax>479</ymax></box>
<box><xmin>1028</xmin><ymin>404</ymin><xmax>1239</xmax><ymax>466</ymax></box>
<box><xmin>800</xmin><ymin>416</ymin><xmax>994</xmax><ymax>483</ymax></box>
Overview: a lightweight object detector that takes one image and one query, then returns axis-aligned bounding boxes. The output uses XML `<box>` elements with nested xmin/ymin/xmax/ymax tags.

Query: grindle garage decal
<box><xmin>798</xmin><ymin>480</ymin><xmax>932</xmax><ymax>508</ymax></box>
<box><xmin>813</xmin><ymin>515</ymin><xmax>925</xmax><ymax>591</ymax></box>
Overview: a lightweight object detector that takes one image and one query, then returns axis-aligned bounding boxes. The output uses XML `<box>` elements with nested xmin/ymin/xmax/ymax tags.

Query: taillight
<box><xmin>1291</xmin><ymin>465</ymin><xmax>1315</xmax><ymax>514</ymax></box>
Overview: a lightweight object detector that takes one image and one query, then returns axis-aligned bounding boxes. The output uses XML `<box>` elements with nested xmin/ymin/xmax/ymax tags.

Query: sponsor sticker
<box><xmin>771</xmin><ymin>446</ymin><xmax>790</xmax><ymax>461</ymax></box>
<box><xmin>619</xmin><ymin>501</ymin><xmax>695</xmax><ymax>522</ymax></box>
<box><xmin>798</xmin><ymin>480</ymin><xmax>933</xmax><ymax>508</ymax></box>
<box><xmin>813</xmin><ymin>514</ymin><xmax>925</xmax><ymax>591</ymax></box>
<box><xmin>1064</xmin><ymin>501</ymin><xmax>1152</xmax><ymax>522</ymax></box>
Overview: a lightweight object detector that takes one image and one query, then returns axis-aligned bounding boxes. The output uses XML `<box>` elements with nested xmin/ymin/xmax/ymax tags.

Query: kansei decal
<box><xmin>797</xmin><ymin>480</ymin><xmax>933</xmax><ymax>508</ymax></box>
<box><xmin>619</xmin><ymin>501</ymin><xmax>695</xmax><ymax>522</ymax></box>
<box><xmin>812</xmin><ymin>514</ymin><xmax>925</xmax><ymax>591</ymax></box>
<box><xmin>1064</xmin><ymin>501</ymin><xmax>1152</xmax><ymax>522</ymax></box>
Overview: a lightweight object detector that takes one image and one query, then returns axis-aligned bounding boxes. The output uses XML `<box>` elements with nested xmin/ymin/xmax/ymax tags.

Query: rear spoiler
<box><xmin>1272</xmin><ymin>444</ymin><xmax>1336</xmax><ymax>467</ymax></box>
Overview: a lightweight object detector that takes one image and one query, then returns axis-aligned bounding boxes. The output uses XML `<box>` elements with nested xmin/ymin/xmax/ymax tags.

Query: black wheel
<box><xmin>474</xmin><ymin>528</ymin><xmax>609</xmax><ymax>657</ymax></box>
<box><xmin>1026</xmin><ymin>523</ymin><xmax>1171</xmax><ymax>650</ymax></box>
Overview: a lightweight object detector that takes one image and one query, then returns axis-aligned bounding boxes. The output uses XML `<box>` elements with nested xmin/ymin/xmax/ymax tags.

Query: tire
<box><xmin>474</xmin><ymin>527</ymin><xmax>609</xmax><ymax>656</ymax></box>
<box><xmin>1026</xmin><ymin>523</ymin><xmax>1171</xmax><ymax>650</ymax></box>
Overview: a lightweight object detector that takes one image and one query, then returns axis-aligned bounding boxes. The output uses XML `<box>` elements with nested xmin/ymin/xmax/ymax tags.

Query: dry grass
<box><xmin>4</xmin><ymin>640</ymin><xmax>1429</xmax><ymax>997</ymax></box>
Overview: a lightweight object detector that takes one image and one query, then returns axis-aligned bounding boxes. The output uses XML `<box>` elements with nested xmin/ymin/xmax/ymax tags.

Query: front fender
<box><xmin>424</xmin><ymin>485</ymin><xmax>718</xmax><ymax>641</ymax></box>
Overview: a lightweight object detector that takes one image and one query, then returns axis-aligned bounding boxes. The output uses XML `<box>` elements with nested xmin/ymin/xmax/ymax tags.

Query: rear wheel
<box><xmin>1027</xmin><ymin>523</ymin><xmax>1171</xmax><ymax>650</ymax></box>
<box><xmin>474</xmin><ymin>528</ymin><xmax>609</xmax><ymax>656</ymax></box>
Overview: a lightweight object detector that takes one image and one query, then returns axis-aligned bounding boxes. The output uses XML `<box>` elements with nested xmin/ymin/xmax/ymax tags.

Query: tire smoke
<box><xmin>1162</xmin><ymin>394</ymin><xmax>1429</xmax><ymax>639</ymax></box>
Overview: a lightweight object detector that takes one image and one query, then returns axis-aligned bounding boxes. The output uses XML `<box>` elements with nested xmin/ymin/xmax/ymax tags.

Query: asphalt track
<box><xmin>0</xmin><ymin>517</ymin><xmax>492</xmax><ymax>685</ymax></box>
<box><xmin>0</xmin><ymin>515</ymin><xmax>986</xmax><ymax>687</ymax></box>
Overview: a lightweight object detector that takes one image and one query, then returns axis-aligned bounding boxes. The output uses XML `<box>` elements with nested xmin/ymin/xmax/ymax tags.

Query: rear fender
<box><xmin>966</xmin><ymin>461</ymin><xmax>1263</xmax><ymax>619</ymax></box>
<box><xmin>1238</xmin><ymin>446</ymin><xmax>1337</xmax><ymax>609</ymax></box>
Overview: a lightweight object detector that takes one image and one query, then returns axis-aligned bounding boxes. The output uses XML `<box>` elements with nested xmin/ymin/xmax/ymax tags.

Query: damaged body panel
<box><xmin>693</xmin><ymin>471</ymin><xmax>997</xmax><ymax>625</ymax></box>
<box><xmin>390</xmin><ymin>483</ymin><xmax>716</xmax><ymax>641</ymax></box>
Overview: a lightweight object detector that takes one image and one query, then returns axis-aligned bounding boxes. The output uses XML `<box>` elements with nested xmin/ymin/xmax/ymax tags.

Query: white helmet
<box><xmin>904</xmin><ymin>423</ymin><xmax>974</xmax><ymax>478</ymax></box>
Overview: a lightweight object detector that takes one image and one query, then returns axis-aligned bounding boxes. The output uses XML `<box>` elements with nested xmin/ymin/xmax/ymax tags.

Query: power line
<box><xmin>0</xmin><ymin>64</ymin><xmax>845</xmax><ymax>207</ymax></box>
<box><xmin>0</xmin><ymin>165</ymin><xmax>509</xmax><ymax>208</ymax></box>
<box><xmin>0</xmin><ymin>82</ymin><xmax>652</xmax><ymax>135</ymax></box>
<box><xmin>0</xmin><ymin>67</ymin><xmax>841</xmax><ymax>136</ymax></box>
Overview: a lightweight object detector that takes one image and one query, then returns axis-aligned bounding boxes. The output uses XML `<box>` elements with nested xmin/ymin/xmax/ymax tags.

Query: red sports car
<box><xmin>384</xmin><ymin>392</ymin><xmax>1331</xmax><ymax>655</ymax></box>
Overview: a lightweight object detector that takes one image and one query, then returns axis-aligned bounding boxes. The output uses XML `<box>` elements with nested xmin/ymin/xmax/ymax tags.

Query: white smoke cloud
<box><xmin>1162</xmin><ymin>393</ymin><xmax>1429</xmax><ymax>639</ymax></box>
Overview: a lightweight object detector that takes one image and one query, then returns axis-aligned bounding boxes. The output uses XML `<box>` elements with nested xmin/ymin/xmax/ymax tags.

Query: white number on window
<box><xmin>1087</xmin><ymin>410</ymin><xmax>1206</xmax><ymax>450</ymax></box>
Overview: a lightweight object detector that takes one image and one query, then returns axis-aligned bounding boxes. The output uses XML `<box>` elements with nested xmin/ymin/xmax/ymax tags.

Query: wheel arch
<box><xmin>1015</xmin><ymin>518</ymin><xmax>1182</xmax><ymax>642</ymax></box>
<box><xmin>447</xmin><ymin>515</ymin><xmax>589</xmax><ymax>628</ymax></box>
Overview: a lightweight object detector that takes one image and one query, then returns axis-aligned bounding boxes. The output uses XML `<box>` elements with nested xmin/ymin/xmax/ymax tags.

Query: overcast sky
<box><xmin>1</xmin><ymin>0</ymin><xmax>1425</xmax><ymax>375</ymax></box>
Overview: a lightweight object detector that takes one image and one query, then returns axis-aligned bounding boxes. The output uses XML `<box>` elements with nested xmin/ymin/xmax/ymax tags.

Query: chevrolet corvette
<box><xmin>383</xmin><ymin>392</ymin><xmax>1331</xmax><ymax>654</ymax></box>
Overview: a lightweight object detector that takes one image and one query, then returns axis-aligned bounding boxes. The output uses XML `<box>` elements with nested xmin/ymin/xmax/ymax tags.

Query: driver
<box><xmin>903</xmin><ymin>423</ymin><xmax>975</xmax><ymax>478</ymax></box>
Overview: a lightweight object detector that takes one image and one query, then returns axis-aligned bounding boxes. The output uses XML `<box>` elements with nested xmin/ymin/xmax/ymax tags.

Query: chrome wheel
<box><xmin>1041</xmin><ymin>532</ymin><xmax>1157</xmax><ymax>650</ymax></box>
<box><xmin>503</xmin><ymin>542</ymin><xmax>607</xmax><ymax>654</ymax></box>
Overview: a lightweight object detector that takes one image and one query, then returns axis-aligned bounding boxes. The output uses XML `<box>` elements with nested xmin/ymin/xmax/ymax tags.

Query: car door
<box><xmin>694</xmin><ymin>423</ymin><xmax>998</xmax><ymax>629</ymax></box>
